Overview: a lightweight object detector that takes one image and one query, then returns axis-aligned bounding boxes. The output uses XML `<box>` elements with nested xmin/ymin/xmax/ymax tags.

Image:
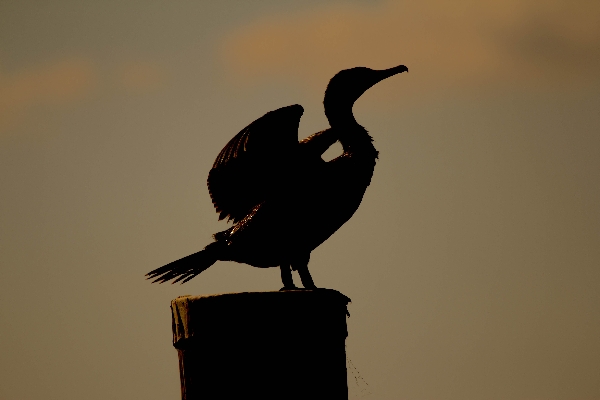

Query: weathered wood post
<box><xmin>171</xmin><ymin>289</ymin><xmax>350</xmax><ymax>399</ymax></box>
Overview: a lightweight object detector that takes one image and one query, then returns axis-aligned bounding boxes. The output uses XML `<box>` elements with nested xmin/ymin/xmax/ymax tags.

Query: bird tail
<box><xmin>146</xmin><ymin>241</ymin><xmax>223</xmax><ymax>284</ymax></box>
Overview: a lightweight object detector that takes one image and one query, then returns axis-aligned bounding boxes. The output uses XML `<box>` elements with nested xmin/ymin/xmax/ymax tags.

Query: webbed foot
<box><xmin>279</xmin><ymin>285</ymin><xmax>299</xmax><ymax>291</ymax></box>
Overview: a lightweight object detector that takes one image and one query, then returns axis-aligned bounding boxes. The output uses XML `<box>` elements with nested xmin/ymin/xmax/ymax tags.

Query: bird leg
<box><xmin>279</xmin><ymin>264</ymin><xmax>298</xmax><ymax>291</ymax></box>
<box><xmin>297</xmin><ymin>266</ymin><xmax>317</xmax><ymax>289</ymax></box>
<box><xmin>290</xmin><ymin>253</ymin><xmax>317</xmax><ymax>289</ymax></box>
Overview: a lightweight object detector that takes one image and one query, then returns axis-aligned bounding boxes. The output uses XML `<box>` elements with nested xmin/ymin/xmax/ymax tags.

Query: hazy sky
<box><xmin>1</xmin><ymin>1</ymin><xmax>599</xmax><ymax>399</ymax></box>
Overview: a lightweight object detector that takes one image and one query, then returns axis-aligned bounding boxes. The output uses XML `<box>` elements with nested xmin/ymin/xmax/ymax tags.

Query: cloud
<box><xmin>0</xmin><ymin>58</ymin><xmax>168</xmax><ymax>134</ymax></box>
<box><xmin>0</xmin><ymin>59</ymin><xmax>97</xmax><ymax>133</ymax></box>
<box><xmin>503</xmin><ymin>3</ymin><xmax>600</xmax><ymax>75</ymax></box>
<box><xmin>221</xmin><ymin>0</ymin><xmax>600</xmax><ymax>99</ymax></box>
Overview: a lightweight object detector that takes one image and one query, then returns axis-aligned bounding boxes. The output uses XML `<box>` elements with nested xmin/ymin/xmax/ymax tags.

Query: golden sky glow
<box><xmin>0</xmin><ymin>59</ymin><xmax>96</xmax><ymax>132</ymax></box>
<box><xmin>222</xmin><ymin>0</ymin><xmax>600</xmax><ymax>96</ymax></box>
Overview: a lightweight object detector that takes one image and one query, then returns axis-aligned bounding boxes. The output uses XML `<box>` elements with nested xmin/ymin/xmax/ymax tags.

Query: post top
<box><xmin>173</xmin><ymin>288</ymin><xmax>350</xmax><ymax>303</ymax></box>
<box><xmin>171</xmin><ymin>289</ymin><xmax>350</xmax><ymax>348</ymax></box>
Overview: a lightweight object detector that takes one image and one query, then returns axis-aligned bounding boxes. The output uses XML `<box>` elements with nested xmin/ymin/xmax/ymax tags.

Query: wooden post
<box><xmin>171</xmin><ymin>289</ymin><xmax>351</xmax><ymax>400</ymax></box>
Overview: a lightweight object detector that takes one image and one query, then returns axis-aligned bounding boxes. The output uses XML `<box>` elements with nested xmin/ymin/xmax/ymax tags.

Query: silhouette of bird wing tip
<box><xmin>290</xmin><ymin>104</ymin><xmax>304</xmax><ymax>113</ymax></box>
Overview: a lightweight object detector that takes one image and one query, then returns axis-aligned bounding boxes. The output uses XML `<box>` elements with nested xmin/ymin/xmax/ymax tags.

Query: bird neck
<box><xmin>325</xmin><ymin>101</ymin><xmax>378</xmax><ymax>158</ymax></box>
<box><xmin>324</xmin><ymin>97</ymin><xmax>356</xmax><ymax>128</ymax></box>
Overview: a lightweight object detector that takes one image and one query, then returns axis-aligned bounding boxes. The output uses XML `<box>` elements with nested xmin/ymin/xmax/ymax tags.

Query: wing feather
<box><xmin>207</xmin><ymin>104</ymin><xmax>304</xmax><ymax>222</ymax></box>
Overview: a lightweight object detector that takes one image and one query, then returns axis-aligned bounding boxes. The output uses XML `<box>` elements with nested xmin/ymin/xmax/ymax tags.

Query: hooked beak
<box><xmin>374</xmin><ymin>64</ymin><xmax>409</xmax><ymax>83</ymax></box>
<box><xmin>360</xmin><ymin>65</ymin><xmax>408</xmax><ymax>96</ymax></box>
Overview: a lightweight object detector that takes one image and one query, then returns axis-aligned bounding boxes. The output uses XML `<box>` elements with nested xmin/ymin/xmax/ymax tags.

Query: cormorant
<box><xmin>147</xmin><ymin>65</ymin><xmax>408</xmax><ymax>289</ymax></box>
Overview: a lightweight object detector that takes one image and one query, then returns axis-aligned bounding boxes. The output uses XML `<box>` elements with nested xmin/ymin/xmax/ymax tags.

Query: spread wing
<box><xmin>207</xmin><ymin>104</ymin><xmax>304</xmax><ymax>222</ymax></box>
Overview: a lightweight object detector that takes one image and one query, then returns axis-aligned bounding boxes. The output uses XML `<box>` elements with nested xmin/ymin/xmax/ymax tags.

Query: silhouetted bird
<box><xmin>147</xmin><ymin>65</ymin><xmax>408</xmax><ymax>289</ymax></box>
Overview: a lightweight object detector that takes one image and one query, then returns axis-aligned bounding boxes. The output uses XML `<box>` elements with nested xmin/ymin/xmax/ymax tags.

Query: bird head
<box><xmin>324</xmin><ymin>65</ymin><xmax>408</xmax><ymax>126</ymax></box>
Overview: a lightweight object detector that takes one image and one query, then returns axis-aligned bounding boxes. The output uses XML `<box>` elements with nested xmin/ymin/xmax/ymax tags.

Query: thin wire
<box><xmin>346</xmin><ymin>346</ymin><xmax>372</xmax><ymax>398</ymax></box>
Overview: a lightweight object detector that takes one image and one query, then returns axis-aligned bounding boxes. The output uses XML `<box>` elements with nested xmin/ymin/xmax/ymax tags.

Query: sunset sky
<box><xmin>1</xmin><ymin>1</ymin><xmax>599</xmax><ymax>399</ymax></box>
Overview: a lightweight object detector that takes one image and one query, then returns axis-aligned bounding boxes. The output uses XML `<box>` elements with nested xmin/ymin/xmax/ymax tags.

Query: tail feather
<box><xmin>146</xmin><ymin>242</ymin><xmax>222</xmax><ymax>284</ymax></box>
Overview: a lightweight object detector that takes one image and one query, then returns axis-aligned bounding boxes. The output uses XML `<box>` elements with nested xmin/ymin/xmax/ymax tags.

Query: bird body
<box><xmin>221</xmin><ymin>123</ymin><xmax>377</xmax><ymax>267</ymax></box>
<box><xmin>147</xmin><ymin>65</ymin><xmax>408</xmax><ymax>288</ymax></box>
